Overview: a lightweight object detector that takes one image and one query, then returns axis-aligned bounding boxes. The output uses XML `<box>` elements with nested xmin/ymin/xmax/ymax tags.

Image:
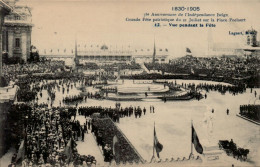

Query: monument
<box><xmin>202</xmin><ymin>107</ymin><xmax>224</xmax><ymax>162</ymax></box>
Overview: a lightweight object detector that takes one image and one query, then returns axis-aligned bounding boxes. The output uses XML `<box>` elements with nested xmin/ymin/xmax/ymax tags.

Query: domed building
<box><xmin>77</xmin><ymin>44</ymin><xmax>132</xmax><ymax>65</ymax></box>
<box><xmin>1</xmin><ymin>0</ymin><xmax>33</xmax><ymax>63</ymax></box>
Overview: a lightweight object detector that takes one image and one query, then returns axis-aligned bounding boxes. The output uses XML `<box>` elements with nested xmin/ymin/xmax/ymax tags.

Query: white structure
<box><xmin>40</xmin><ymin>43</ymin><xmax>170</xmax><ymax>66</ymax></box>
<box><xmin>209</xmin><ymin>42</ymin><xmax>244</xmax><ymax>56</ymax></box>
<box><xmin>77</xmin><ymin>45</ymin><xmax>132</xmax><ymax>65</ymax></box>
<box><xmin>40</xmin><ymin>49</ymin><xmax>75</xmax><ymax>67</ymax></box>
<box><xmin>133</xmin><ymin>48</ymin><xmax>169</xmax><ymax>64</ymax></box>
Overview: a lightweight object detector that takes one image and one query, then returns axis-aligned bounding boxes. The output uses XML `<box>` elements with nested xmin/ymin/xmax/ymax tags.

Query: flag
<box><xmin>154</xmin><ymin>126</ymin><xmax>163</xmax><ymax>158</ymax></box>
<box><xmin>186</xmin><ymin>48</ymin><xmax>192</xmax><ymax>56</ymax></box>
<box><xmin>192</xmin><ymin>125</ymin><xmax>203</xmax><ymax>154</ymax></box>
<box><xmin>186</xmin><ymin>48</ymin><xmax>191</xmax><ymax>53</ymax></box>
<box><xmin>16</xmin><ymin>140</ymin><xmax>25</xmax><ymax>164</ymax></box>
<box><xmin>63</xmin><ymin>138</ymin><xmax>73</xmax><ymax>162</ymax></box>
<box><xmin>112</xmin><ymin>135</ymin><xmax>118</xmax><ymax>155</ymax></box>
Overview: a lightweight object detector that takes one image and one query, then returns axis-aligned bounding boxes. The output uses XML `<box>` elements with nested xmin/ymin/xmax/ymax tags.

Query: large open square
<box><xmin>32</xmin><ymin>79</ymin><xmax>260</xmax><ymax>166</ymax></box>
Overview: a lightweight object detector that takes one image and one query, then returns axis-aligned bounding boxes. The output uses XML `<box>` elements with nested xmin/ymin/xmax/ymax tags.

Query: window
<box><xmin>247</xmin><ymin>36</ymin><xmax>250</xmax><ymax>45</ymax></box>
<box><xmin>15</xmin><ymin>38</ymin><xmax>20</xmax><ymax>48</ymax></box>
<box><xmin>15</xmin><ymin>16</ymin><xmax>20</xmax><ymax>20</ymax></box>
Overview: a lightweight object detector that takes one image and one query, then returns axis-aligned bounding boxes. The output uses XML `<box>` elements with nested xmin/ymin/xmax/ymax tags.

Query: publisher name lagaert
<box><xmin>229</xmin><ymin>31</ymin><xmax>244</xmax><ymax>36</ymax></box>
<box><xmin>229</xmin><ymin>30</ymin><xmax>256</xmax><ymax>36</ymax></box>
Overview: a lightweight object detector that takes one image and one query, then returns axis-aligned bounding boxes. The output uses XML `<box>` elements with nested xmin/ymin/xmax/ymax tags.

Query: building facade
<box><xmin>0</xmin><ymin>0</ymin><xmax>12</xmax><ymax>76</ymax></box>
<box><xmin>246</xmin><ymin>29</ymin><xmax>258</xmax><ymax>47</ymax></box>
<box><xmin>243</xmin><ymin>28</ymin><xmax>260</xmax><ymax>57</ymax></box>
<box><xmin>2</xmin><ymin>1</ymin><xmax>33</xmax><ymax>62</ymax></box>
<box><xmin>40</xmin><ymin>44</ymin><xmax>169</xmax><ymax>65</ymax></box>
<box><xmin>77</xmin><ymin>45</ymin><xmax>132</xmax><ymax>65</ymax></box>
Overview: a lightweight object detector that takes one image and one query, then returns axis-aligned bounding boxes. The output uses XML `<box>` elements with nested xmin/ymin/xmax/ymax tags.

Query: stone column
<box><xmin>21</xmin><ymin>31</ymin><xmax>27</xmax><ymax>62</ymax></box>
<box><xmin>8</xmin><ymin>30</ymin><xmax>13</xmax><ymax>58</ymax></box>
<box><xmin>2</xmin><ymin>29</ymin><xmax>6</xmax><ymax>51</ymax></box>
<box><xmin>0</xmin><ymin>9</ymin><xmax>4</xmax><ymax>77</ymax></box>
<box><xmin>26</xmin><ymin>28</ymin><xmax>31</xmax><ymax>60</ymax></box>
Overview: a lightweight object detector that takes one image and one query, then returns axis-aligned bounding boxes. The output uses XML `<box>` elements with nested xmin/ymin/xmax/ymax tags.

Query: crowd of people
<box><xmin>144</xmin><ymin>55</ymin><xmax>260</xmax><ymax>87</ymax></box>
<box><xmin>15</xmin><ymin>77</ymin><xmax>92</xmax><ymax>106</ymax></box>
<box><xmin>240</xmin><ymin>105</ymin><xmax>260</xmax><ymax>122</ymax></box>
<box><xmin>2</xmin><ymin>57</ymin><xmax>258</xmax><ymax>167</ymax></box>
<box><xmin>63</xmin><ymin>95</ymin><xmax>86</xmax><ymax>104</ymax></box>
<box><xmin>78</xmin><ymin>105</ymin><xmax>154</xmax><ymax>123</ymax></box>
<box><xmin>17</xmin><ymin>83</ymin><xmax>38</xmax><ymax>102</ymax></box>
<box><xmin>6</xmin><ymin>102</ymin><xmax>151</xmax><ymax>166</ymax></box>
<box><xmin>2</xmin><ymin>60</ymin><xmax>66</xmax><ymax>85</ymax></box>
<box><xmin>195</xmin><ymin>83</ymin><xmax>246</xmax><ymax>95</ymax></box>
<box><xmin>8</xmin><ymin>104</ymin><xmax>97</xmax><ymax>167</ymax></box>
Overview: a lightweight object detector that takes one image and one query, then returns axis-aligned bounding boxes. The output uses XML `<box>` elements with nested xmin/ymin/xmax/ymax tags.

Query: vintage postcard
<box><xmin>0</xmin><ymin>0</ymin><xmax>259</xmax><ymax>166</ymax></box>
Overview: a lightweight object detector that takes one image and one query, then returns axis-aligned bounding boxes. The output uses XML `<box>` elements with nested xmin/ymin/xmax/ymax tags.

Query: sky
<box><xmin>16</xmin><ymin>0</ymin><xmax>260</xmax><ymax>58</ymax></box>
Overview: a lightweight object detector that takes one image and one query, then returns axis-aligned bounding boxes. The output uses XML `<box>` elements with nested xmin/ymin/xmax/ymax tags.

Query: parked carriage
<box><xmin>219</xmin><ymin>140</ymin><xmax>249</xmax><ymax>161</ymax></box>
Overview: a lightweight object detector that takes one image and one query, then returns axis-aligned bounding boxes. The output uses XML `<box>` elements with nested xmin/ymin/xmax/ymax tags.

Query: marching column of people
<box><xmin>8</xmin><ymin>104</ymin><xmax>97</xmax><ymax>167</ymax></box>
<box><xmin>78</xmin><ymin>105</ymin><xmax>155</xmax><ymax>123</ymax></box>
<box><xmin>240</xmin><ymin>105</ymin><xmax>260</xmax><ymax>122</ymax></box>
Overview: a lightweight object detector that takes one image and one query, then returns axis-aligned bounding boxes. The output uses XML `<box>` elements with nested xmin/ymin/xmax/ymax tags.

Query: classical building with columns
<box><xmin>2</xmin><ymin>0</ymin><xmax>33</xmax><ymax>62</ymax></box>
<box><xmin>0</xmin><ymin>0</ymin><xmax>12</xmax><ymax>77</ymax></box>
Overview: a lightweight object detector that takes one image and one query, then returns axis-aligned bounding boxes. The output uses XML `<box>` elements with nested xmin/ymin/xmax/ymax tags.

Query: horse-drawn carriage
<box><xmin>219</xmin><ymin>140</ymin><xmax>249</xmax><ymax>161</ymax></box>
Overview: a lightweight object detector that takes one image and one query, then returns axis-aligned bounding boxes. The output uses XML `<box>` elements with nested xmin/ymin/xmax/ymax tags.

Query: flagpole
<box><xmin>151</xmin><ymin>122</ymin><xmax>155</xmax><ymax>162</ymax></box>
<box><xmin>153</xmin><ymin>122</ymin><xmax>155</xmax><ymax>157</ymax></box>
<box><xmin>191</xmin><ymin>119</ymin><xmax>193</xmax><ymax>155</ymax></box>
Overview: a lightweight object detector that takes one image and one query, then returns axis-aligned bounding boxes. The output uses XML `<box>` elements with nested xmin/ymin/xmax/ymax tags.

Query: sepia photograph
<box><xmin>0</xmin><ymin>0</ymin><xmax>260</xmax><ymax>166</ymax></box>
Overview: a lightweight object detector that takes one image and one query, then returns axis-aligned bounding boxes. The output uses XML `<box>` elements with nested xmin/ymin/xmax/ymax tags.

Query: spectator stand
<box><xmin>92</xmin><ymin>118</ymin><xmax>145</xmax><ymax>164</ymax></box>
<box><xmin>113</xmin><ymin>119</ymin><xmax>145</xmax><ymax>164</ymax></box>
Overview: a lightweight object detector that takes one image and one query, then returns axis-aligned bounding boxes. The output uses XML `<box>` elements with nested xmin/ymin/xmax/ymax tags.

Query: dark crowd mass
<box><xmin>1</xmin><ymin>57</ymin><xmax>259</xmax><ymax>167</ymax></box>
<box><xmin>7</xmin><ymin>104</ymin><xmax>97</xmax><ymax>167</ymax></box>
<box><xmin>78</xmin><ymin>105</ymin><xmax>154</xmax><ymax>123</ymax></box>
<box><xmin>240</xmin><ymin>105</ymin><xmax>260</xmax><ymax>122</ymax></box>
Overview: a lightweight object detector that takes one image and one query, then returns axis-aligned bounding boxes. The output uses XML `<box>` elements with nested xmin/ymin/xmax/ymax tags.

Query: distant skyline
<box><xmin>16</xmin><ymin>0</ymin><xmax>260</xmax><ymax>58</ymax></box>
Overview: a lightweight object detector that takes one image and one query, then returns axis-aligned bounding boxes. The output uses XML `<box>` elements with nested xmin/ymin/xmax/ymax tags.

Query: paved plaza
<box><xmin>33</xmin><ymin>79</ymin><xmax>260</xmax><ymax>166</ymax></box>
